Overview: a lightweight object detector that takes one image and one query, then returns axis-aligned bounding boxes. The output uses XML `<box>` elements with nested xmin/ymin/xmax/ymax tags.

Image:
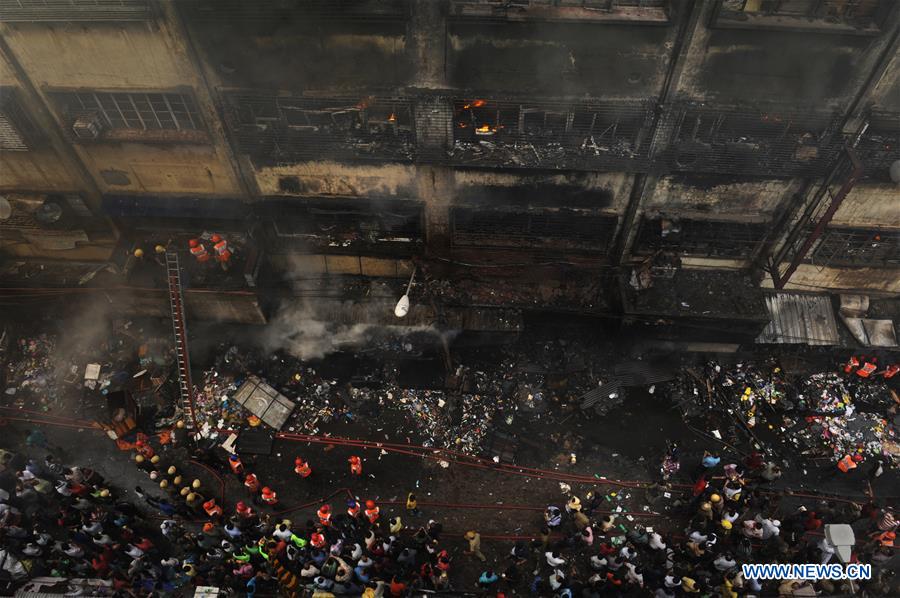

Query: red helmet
<box><xmin>262</xmin><ymin>487</ymin><xmax>272</xmax><ymax>495</ymax></box>
<box><xmin>203</xmin><ymin>522</ymin><xmax>214</xmax><ymax>533</ymax></box>
<box><xmin>236</xmin><ymin>501</ymin><xmax>247</xmax><ymax>511</ymax></box>
<box><xmin>135</xmin><ymin>440</ymin><xmax>144</xmax><ymax>448</ymax></box>
<box><xmin>320</xmin><ymin>504</ymin><xmax>330</xmax><ymax>513</ymax></box>
<box><xmin>211</xmin><ymin>234</ymin><xmax>222</xmax><ymax>243</ymax></box>
<box><xmin>365</xmin><ymin>500</ymin><xmax>376</xmax><ymax>509</ymax></box>
<box><xmin>204</xmin><ymin>499</ymin><xmax>215</xmax><ymax>508</ymax></box>
<box><xmin>350</xmin><ymin>456</ymin><xmax>360</xmax><ymax>463</ymax></box>
<box><xmin>295</xmin><ymin>457</ymin><xmax>303</xmax><ymax>465</ymax></box>
<box><xmin>189</xmin><ymin>239</ymin><xmax>199</xmax><ymax>248</ymax></box>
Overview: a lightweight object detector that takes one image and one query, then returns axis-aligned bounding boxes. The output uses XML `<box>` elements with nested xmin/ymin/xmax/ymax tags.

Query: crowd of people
<box><xmin>0</xmin><ymin>421</ymin><xmax>897</xmax><ymax>597</ymax></box>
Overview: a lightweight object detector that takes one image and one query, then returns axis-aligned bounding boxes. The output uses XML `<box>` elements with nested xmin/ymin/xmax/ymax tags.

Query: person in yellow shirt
<box><xmin>406</xmin><ymin>492</ymin><xmax>419</xmax><ymax>515</ymax></box>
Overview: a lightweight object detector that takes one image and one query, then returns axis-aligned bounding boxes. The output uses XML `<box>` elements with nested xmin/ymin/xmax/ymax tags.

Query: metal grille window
<box><xmin>450</xmin><ymin>98</ymin><xmax>651</xmax><ymax>170</ymax></box>
<box><xmin>452</xmin><ymin>207</ymin><xmax>618</xmax><ymax>251</ymax></box>
<box><xmin>225</xmin><ymin>93</ymin><xmax>414</xmax><ymax>164</ymax></box>
<box><xmin>0</xmin><ymin>89</ymin><xmax>41</xmax><ymax>151</ymax></box>
<box><xmin>53</xmin><ymin>92</ymin><xmax>202</xmax><ymax>132</ymax></box>
<box><xmin>635</xmin><ymin>216</ymin><xmax>767</xmax><ymax>259</ymax></box>
<box><xmin>663</xmin><ymin>102</ymin><xmax>840</xmax><ymax>177</ymax></box>
<box><xmin>0</xmin><ymin>0</ymin><xmax>151</xmax><ymax>22</ymax></box>
<box><xmin>811</xmin><ymin>227</ymin><xmax>900</xmax><ymax>267</ymax></box>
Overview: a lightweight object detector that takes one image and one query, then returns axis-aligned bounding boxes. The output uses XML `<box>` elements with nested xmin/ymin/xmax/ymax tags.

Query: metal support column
<box><xmin>768</xmin><ymin>148</ymin><xmax>863</xmax><ymax>289</ymax></box>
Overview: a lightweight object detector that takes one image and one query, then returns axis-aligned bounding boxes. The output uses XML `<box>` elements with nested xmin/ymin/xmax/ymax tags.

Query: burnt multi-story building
<box><xmin>1</xmin><ymin>1</ymin><xmax>898</xmax><ymax>341</ymax></box>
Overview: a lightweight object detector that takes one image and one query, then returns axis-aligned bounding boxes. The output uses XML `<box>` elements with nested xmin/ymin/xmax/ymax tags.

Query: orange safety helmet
<box><xmin>262</xmin><ymin>487</ymin><xmax>273</xmax><ymax>495</ymax></box>
<box><xmin>203</xmin><ymin>522</ymin><xmax>214</xmax><ymax>533</ymax></box>
<box><xmin>366</xmin><ymin>500</ymin><xmax>376</xmax><ymax>509</ymax></box>
<box><xmin>211</xmin><ymin>234</ymin><xmax>222</xmax><ymax>243</ymax></box>
<box><xmin>294</xmin><ymin>457</ymin><xmax>304</xmax><ymax>465</ymax></box>
<box><xmin>189</xmin><ymin>239</ymin><xmax>199</xmax><ymax>248</ymax></box>
<box><xmin>204</xmin><ymin>499</ymin><xmax>216</xmax><ymax>509</ymax></box>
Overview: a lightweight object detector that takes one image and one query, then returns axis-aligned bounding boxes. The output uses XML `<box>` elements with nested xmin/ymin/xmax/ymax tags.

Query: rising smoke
<box><xmin>257</xmin><ymin>257</ymin><xmax>449</xmax><ymax>361</ymax></box>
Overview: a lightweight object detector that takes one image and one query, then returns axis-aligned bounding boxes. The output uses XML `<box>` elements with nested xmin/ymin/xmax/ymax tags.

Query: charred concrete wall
<box><xmin>1</xmin><ymin>0</ymin><xmax>898</xmax><ymax>300</ymax></box>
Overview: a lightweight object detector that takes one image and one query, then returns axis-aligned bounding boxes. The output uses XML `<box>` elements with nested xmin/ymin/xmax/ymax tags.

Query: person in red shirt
<box><xmin>317</xmin><ymin>504</ymin><xmax>332</xmax><ymax>526</ymax></box>
<box><xmin>349</xmin><ymin>455</ymin><xmax>363</xmax><ymax>476</ymax></box>
<box><xmin>244</xmin><ymin>473</ymin><xmax>260</xmax><ymax>494</ymax></box>
<box><xmin>389</xmin><ymin>576</ymin><xmax>407</xmax><ymax>597</ymax></box>
<box><xmin>294</xmin><ymin>457</ymin><xmax>312</xmax><ymax>478</ymax></box>
<box><xmin>692</xmin><ymin>475</ymin><xmax>708</xmax><ymax>497</ymax></box>
<box><xmin>804</xmin><ymin>511</ymin><xmax>823</xmax><ymax>531</ymax></box>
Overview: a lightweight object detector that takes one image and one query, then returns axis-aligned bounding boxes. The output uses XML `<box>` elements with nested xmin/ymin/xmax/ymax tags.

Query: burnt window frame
<box><xmin>634</xmin><ymin>215</ymin><xmax>768</xmax><ymax>259</ymax></box>
<box><xmin>451</xmin><ymin>206</ymin><xmax>619</xmax><ymax>252</ymax></box>
<box><xmin>450</xmin><ymin>97</ymin><xmax>653</xmax><ymax>170</ymax></box>
<box><xmin>226</xmin><ymin>92</ymin><xmax>416</xmax><ymax>164</ymax></box>
<box><xmin>265</xmin><ymin>198</ymin><xmax>424</xmax><ymax>253</ymax></box>
<box><xmin>810</xmin><ymin>227</ymin><xmax>900</xmax><ymax>268</ymax></box>
<box><xmin>663</xmin><ymin>101</ymin><xmax>841</xmax><ymax>177</ymax></box>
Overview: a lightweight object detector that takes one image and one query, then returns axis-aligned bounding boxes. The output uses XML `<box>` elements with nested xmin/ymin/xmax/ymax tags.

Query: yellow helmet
<box><xmin>135</xmin><ymin>455</ymin><xmax>144</xmax><ymax>463</ymax></box>
<box><xmin>176</xmin><ymin>421</ymin><xmax>185</xmax><ymax>429</ymax></box>
<box><xmin>187</xmin><ymin>492</ymin><xmax>197</xmax><ymax>502</ymax></box>
<box><xmin>133</xmin><ymin>248</ymin><xmax>144</xmax><ymax>258</ymax></box>
<box><xmin>710</xmin><ymin>494</ymin><xmax>722</xmax><ymax>503</ymax></box>
<box><xmin>180</xmin><ymin>487</ymin><xmax>190</xmax><ymax>497</ymax></box>
<box><xmin>99</xmin><ymin>489</ymin><xmax>110</xmax><ymax>498</ymax></box>
<box><xmin>167</xmin><ymin>466</ymin><xmax>177</xmax><ymax>476</ymax></box>
<box><xmin>173</xmin><ymin>475</ymin><xmax>183</xmax><ymax>486</ymax></box>
<box><xmin>192</xmin><ymin>479</ymin><xmax>201</xmax><ymax>489</ymax></box>
<box><xmin>159</xmin><ymin>480</ymin><xmax>169</xmax><ymax>489</ymax></box>
<box><xmin>154</xmin><ymin>244</ymin><xmax>166</xmax><ymax>254</ymax></box>
<box><xmin>150</xmin><ymin>455</ymin><xmax>160</xmax><ymax>464</ymax></box>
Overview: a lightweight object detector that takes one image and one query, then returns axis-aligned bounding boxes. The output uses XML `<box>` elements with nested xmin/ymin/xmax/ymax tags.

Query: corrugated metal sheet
<box><xmin>757</xmin><ymin>292</ymin><xmax>839</xmax><ymax>346</ymax></box>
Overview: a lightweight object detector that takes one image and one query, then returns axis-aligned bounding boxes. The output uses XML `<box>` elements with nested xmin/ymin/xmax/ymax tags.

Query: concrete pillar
<box><xmin>409</xmin><ymin>0</ymin><xmax>448</xmax><ymax>89</ymax></box>
<box><xmin>417</xmin><ymin>165</ymin><xmax>454</xmax><ymax>257</ymax></box>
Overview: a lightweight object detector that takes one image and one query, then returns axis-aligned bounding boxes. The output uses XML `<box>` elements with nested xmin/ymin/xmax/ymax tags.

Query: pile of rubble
<box><xmin>2</xmin><ymin>334</ymin><xmax>62</xmax><ymax>412</ymax></box>
<box><xmin>668</xmin><ymin>361</ymin><xmax>898</xmax><ymax>464</ymax></box>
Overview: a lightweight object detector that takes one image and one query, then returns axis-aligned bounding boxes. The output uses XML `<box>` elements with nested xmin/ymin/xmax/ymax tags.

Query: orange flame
<box><xmin>463</xmin><ymin>99</ymin><xmax>487</xmax><ymax>110</ymax></box>
<box><xmin>388</xmin><ymin>113</ymin><xmax>396</xmax><ymax>122</ymax></box>
<box><xmin>476</xmin><ymin>124</ymin><xmax>491</xmax><ymax>133</ymax></box>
